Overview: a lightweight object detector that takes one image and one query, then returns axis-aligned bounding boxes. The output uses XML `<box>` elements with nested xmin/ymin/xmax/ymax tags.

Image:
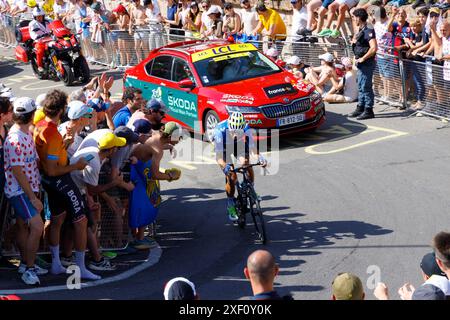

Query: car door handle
<box><xmin>168</xmin><ymin>92</ymin><xmax>173</xmax><ymax>96</ymax></box>
<box><xmin>143</xmin><ymin>85</ymin><xmax>149</xmax><ymax>89</ymax></box>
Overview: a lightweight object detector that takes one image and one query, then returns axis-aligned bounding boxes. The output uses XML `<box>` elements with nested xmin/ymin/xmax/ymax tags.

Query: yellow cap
<box><xmin>98</xmin><ymin>132</ymin><xmax>126</xmax><ymax>150</ymax></box>
<box><xmin>27</xmin><ymin>0</ymin><xmax>37</xmax><ymax>7</ymax></box>
<box><xmin>33</xmin><ymin>108</ymin><xmax>45</xmax><ymax>125</ymax></box>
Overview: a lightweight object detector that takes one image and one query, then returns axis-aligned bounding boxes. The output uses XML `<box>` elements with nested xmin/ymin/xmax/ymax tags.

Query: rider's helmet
<box><xmin>227</xmin><ymin>112</ymin><xmax>246</xmax><ymax>132</ymax></box>
<box><xmin>32</xmin><ymin>6</ymin><xmax>45</xmax><ymax>18</ymax></box>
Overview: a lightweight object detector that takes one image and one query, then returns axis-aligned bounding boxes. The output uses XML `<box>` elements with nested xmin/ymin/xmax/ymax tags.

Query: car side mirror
<box><xmin>178</xmin><ymin>78</ymin><xmax>195</xmax><ymax>89</ymax></box>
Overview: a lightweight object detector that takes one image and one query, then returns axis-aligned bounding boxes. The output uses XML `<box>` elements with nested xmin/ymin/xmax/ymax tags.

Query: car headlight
<box><xmin>226</xmin><ymin>105</ymin><xmax>261</xmax><ymax>114</ymax></box>
<box><xmin>309</xmin><ymin>90</ymin><xmax>322</xmax><ymax>104</ymax></box>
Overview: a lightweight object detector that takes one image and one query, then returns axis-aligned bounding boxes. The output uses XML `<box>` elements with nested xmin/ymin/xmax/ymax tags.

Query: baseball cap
<box><xmin>286</xmin><ymin>55</ymin><xmax>301</xmax><ymax>65</ymax></box>
<box><xmin>319</xmin><ymin>52</ymin><xmax>334</xmax><ymax>63</ymax></box>
<box><xmin>191</xmin><ymin>1</ymin><xmax>198</xmax><ymax>6</ymax></box>
<box><xmin>429</xmin><ymin>7</ymin><xmax>441</xmax><ymax>16</ymax></box>
<box><xmin>290</xmin><ymin>0</ymin><xmax>298</xmax><ymax>3</ymax></box>
<box><xmin>88</xmin><ymin>98</ymin><xmax>110</xmax><ymax>112</ymax></box>
<box><xmin>114</xmin><ymin>126</ymin><xmax>139</xmax><ymax>144</ymax></box>
<box><xmin>132</xmin><ymin>119</ymin><xmax>152</xmax><ymax>134</ymax></box>
<box><xmin>341</xmin><ymin>57</ymin><xmax>353</xmax><ymax>68</ymax></box>
<box><xmin>145</xmin><ymin>98</ymin><xmax>167</xmax><ymax>113</ymax></box>
<box><xmin>36</xmin><ymin>93</ymin><xmax>46</xmax><ymax>108</ymax></box>
<box><xmin>164</xmin><ymin>277</ymin><xmax>197</xmax><ymax>300</ymax></box>
<box><xmin>67</xmin><ymin>100</ymin><xmax>93</xmax><ymax>120</ymax></box>
<box><xmin>207</xmin><ymin>6</ymin><xmax>220</xmax><ymax>15</ymax></box>
<box><xmin>421</xmin><ymin>252</ymin><xmax>447</xmax><ymax>278</ymax></box>
<box><xmin>163</xmin><ymin>121</ymin><xmax>182</xmax><ymax>137</ymax></box>
<box><xmin>13</xmin><ymin>97</ymin><xmax>36</xmax><ymax>115</ymax></box>
<box><xmin>256</xmin><ymin>0</ymin><xmax>266</xmax><ymax>11</ymax></box>
<box><xmin>332</xmin><ymin>273</ymin><xmax>364</xmax><ymax>300</ymax></box>
<box><xmin>113</xmin><ymin>4</ymin><xmax>126</xmax><ymax>13</ymax></box>
<box><xmin>98</xmin><ymin>132</ymin><xmax>127</xmax><ymax>150</ymax></box>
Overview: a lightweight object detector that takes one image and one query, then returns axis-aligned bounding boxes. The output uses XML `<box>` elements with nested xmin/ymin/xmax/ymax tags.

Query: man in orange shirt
<box><xmin>34</xmin><ymin>89</ymin><xmax>100</xmax><ymax>280</ymax></box>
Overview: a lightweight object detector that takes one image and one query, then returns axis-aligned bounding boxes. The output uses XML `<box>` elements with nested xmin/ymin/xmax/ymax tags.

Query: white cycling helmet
<box><xmin>227</xmin><ymin>112</ymin><xmax>246</xmax><ymax>131</ymax></box>
<box><xmin>32</xmin><ymin>7</ymin><xmax>45</xmax><ymax>17</ymax></box>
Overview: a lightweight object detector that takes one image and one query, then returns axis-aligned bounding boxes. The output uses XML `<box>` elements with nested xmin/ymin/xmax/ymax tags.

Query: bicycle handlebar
<box><xmin>229</xmin><ymin>162</ymin><xmax>264</xmax><ymax>174</ymax></box>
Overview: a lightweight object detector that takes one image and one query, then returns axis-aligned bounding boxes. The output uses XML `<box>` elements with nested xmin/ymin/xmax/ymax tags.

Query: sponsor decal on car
<box><xmin>125</xmin><ymin>77</ymin><xmax>198</xmax><ymax>128</ymax></box>
<box><xmin>220</xmin><ymin>94</ymin><xmax>255</xmax><ymax>105</ymax></box>
<box><xmin>263</xmin><ymin>83</ymin><xmax>297</xmax><ymax>99</ymax></box>
<box><xmin>191</xmin><ymin>43</ymin><xmax>258</xmax><ymax>62</ymax></box>
<box><xmin>294</xmin><ymin>80</ymin><xmax>315</xmax><ymax>93</ymax></box>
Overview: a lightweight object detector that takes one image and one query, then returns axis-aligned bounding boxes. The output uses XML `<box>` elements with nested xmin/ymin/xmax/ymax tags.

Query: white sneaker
<box><xmin>21</xmin><ymin>269</ymin><xmax>40</xmax><ymax>286</ymax></box>
<box><xmin>18</xmin><ymin>263</ymin><xmax>48</xmax><ymax>275</ymax></box>
<box><xmin>88</xmin><ymin>258</ymin><xmax>117</xmax><ymax>271</ymax></box>
<box><xmin>37</xmin><ymin>66</ymin><xmax>45</xmax><ymax>73</ymax></box>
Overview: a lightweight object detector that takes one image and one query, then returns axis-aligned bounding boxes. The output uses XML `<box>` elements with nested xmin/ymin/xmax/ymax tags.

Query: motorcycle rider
<box><xmin>29</xmin><ymin>6</ymin><xmax>51</xmax><ymax>73</ymax></box>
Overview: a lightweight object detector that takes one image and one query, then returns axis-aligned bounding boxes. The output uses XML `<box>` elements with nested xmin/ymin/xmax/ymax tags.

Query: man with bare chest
<box><xmin>130</xmin><ymin>0</ymin><xmax>149</xmax><ymax>63</ymax></box>
<box><xmin>127</xmin><ymin>122</ymin><xmax>182</xmax><ymax>249</ymax></box>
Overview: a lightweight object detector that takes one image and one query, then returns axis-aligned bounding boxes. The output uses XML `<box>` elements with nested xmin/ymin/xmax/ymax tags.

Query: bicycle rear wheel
<box><xmin>236</xmin><ymin>198</ymin><xmax>246</xmax><ymax>229</ymax></box>
<box><xmin>250</xmin><ymin>198</ymin><xmax>267</xmax><ymax>244</ymax></box>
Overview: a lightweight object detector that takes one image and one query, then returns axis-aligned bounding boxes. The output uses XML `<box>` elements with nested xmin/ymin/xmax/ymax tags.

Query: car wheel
<box><xmin>204</xmin><ymin>110</ymin><xmax>219</xmax><ymax>143</ymax></box>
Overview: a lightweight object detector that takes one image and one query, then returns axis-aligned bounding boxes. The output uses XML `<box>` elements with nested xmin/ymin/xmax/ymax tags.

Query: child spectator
<box><xmin>286</xmin><ymin>55</ymin><xmax>310</xmax><ymax>79</ymax></box>
<box><xmin>323</xmin><ymin>56</ymin><xmax>358</xmax><ymax>102</ymax></box>
<box><xmin>305</xmin><ymin>52</ymin><xmax>340</xmax><ymax>96</ymax></box>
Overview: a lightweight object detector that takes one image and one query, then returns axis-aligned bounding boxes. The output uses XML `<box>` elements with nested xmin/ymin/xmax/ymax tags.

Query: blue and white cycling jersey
<box><xmin>213</xmin><ymin>120</ymin><xmax>255</xmax><ymax>158</ymax></box>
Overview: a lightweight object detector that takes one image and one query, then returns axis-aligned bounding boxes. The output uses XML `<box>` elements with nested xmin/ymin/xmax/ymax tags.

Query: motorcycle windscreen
<box><xmin>48</xmin><ymin>20</ymin><xmax>71</xmax><ymax>37</ymax></box>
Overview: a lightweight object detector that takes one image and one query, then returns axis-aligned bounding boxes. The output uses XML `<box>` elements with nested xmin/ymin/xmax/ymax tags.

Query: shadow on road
<box><xmin>0</xmin><ymin>63</ymin><xmax>24</xmax><ymax>78</ymax></box>
<box><xmin>154</xmin><ymin>187</ymin><xmax>393</xmax><ymax>299</ymax></box>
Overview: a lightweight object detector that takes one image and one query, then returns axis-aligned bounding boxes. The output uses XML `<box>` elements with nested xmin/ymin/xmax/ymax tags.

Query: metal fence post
<box><xmin>398</xmin><ymin>55</ymin><xmax>408</xmax><ymax>110</ymax></box>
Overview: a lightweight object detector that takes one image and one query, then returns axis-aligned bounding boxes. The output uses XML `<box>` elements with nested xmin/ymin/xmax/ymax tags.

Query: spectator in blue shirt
<box><xmin>112</xmin><ymin>87</ymin><xmax>144</xmax><ymax>128</ymax></box>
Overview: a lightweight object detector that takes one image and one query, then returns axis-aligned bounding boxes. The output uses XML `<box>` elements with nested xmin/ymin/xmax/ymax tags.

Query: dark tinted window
<box><xmin>172</xmin><ymin>58</ymin><xmax>195</xmax><ymax>83</ymax></box>
<box><xmin>150</xmin><ymin>56</ymin><xmax>173</xmax><ymax>80</ymax></box>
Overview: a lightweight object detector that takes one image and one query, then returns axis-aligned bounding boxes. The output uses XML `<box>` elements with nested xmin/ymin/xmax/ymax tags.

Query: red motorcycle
<box><xmin>15</xmin><ymin>19</ymin><xmax>90</xmax><ymax>86</ymax></box>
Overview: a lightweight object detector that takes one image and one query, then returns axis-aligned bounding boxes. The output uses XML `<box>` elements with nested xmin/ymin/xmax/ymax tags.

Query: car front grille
<box><xmin>260</xmin><ymin>98</ymin><xmax>311</xmax><ymax>119</ymax></box>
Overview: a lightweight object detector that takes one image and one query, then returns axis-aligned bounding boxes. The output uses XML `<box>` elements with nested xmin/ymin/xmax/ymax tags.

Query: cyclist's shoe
<box><xmin>227</xmin><ymin>205</ymin><xmax>239</xmax><ymax>222</ymax></box>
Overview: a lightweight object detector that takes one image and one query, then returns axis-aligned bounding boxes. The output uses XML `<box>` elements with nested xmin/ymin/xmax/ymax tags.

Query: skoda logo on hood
<box><xmin>283</xmin><ymin>97</ymin><xmax>290</xmax><ymax>104</ymax></box>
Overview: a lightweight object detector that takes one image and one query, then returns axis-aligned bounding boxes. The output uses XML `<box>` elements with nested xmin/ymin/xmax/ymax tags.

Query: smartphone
<box><xmin>84</xmin><ymin>154</ymin><xmax>95</xmax><ymax>162</ymax></box>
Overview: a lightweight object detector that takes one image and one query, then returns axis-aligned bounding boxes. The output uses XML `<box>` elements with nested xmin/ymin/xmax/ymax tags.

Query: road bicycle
<box><xmin>230</xmin><ymin>162</ymin><xmax>267</xmax><ymax>244</ymax></box>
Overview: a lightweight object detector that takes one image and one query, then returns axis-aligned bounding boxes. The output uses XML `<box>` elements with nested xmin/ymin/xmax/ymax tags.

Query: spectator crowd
<box><xmin>1</xmin><ymin>0</ymin><xmax>450</xmax><ymax>299</ymax></box>
<box><xmin>0</xmin><ymin>74</ymin><xmax>182</xmax><ymax>285</ymax></box>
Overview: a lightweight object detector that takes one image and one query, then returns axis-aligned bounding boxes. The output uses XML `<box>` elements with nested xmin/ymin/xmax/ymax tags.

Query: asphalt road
<box><xmin>1</xmin><ymin>48</ymin><xmax>450</xmax><ymax>300</ymax></box>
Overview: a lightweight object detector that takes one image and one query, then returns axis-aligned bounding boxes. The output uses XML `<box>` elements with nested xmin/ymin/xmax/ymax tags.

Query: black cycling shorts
<box><xmin>41</xmin><ymin>174</ymin><xmax>87</xmax><ymax>224</ymax></box>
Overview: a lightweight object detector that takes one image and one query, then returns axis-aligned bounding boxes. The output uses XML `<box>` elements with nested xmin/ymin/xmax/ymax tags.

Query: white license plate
<box><xmin>277</xmin><ymin>114</ymin><xmax>305</xmax><ymax>127</ymax></box>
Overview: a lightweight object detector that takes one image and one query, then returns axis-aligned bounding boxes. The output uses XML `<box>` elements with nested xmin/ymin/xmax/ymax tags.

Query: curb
<box><xmin>0</xmin><ymin>246</ymin><xmax>162</xmax><ymax>295</ymax></box>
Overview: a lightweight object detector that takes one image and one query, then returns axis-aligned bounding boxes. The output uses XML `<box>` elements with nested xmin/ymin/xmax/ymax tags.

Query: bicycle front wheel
<box><xmin>250</xmin><ymin>198</ymin><xmax>267</xmax><ymax>244</ymax></box>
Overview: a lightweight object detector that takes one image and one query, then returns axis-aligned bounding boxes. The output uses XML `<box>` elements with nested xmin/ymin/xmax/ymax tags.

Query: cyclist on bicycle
<box><xmin>213</xmin><ymin>111</ymin><xmax>267</xmax><ymax>222</ymax></box>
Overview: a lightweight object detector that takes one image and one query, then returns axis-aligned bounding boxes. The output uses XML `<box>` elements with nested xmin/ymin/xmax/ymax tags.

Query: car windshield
<box><xmin>193</xmin><ymin>51</ymin><xmax>281</xmax><ymax>87</ymax></box>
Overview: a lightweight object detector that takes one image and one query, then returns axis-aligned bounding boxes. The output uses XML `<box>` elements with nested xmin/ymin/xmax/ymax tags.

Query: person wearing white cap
<box><xmin>32</xmin><ymin>93</ymin><xmax>47</xmax><ymax>127</ymax></box>
<box><xmin>202</xmin><ymin>5</ymin><xmax>223</xmax><ymax>39</ymax></box>
<box><xmin>164</xmin><ymin>277</ymin><xmax>199</xmax><ymax>300</ymax></box>
<box><xmin>3</xmin><ymin>97</ymin><xmax>47</xmax><ymax>285</ymax></box>
<box><xmin>323</xmin><ymin>56</ymin><xmax>358</xmax><ymax>103</ymax></box>
<box><xmin>286</xmin><ymin>55</ymin><xmax>309</xmax><ymax>79</ymax></box>
<box><xmin>58</xmin><ymin>100</ymin><xmax>94</xmax><ymax>159</ymax></box>
<box><xmin>305</xmin><ymin>52</ymin><xmax>340</xmax><ymax>96</ymax></box>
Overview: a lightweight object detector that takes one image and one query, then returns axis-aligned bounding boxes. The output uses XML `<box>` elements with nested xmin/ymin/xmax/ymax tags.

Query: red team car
<box><xmin>123</xmin><ymin>39</ymin><xmax>325</xmax><ymax>140</ymax></box>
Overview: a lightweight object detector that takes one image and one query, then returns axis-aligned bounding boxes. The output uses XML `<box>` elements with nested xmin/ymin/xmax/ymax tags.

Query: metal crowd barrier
<box><xmin>0</xmin><ymin>14</ymin><xmax>19</xmax><ymax>48</ymax></box>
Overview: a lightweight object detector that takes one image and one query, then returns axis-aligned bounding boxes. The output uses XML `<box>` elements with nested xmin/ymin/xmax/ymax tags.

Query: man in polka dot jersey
<box><xmin>3</xmin><ymin>97</ymin><xmax>46</xmax><ymax>286</ymax></box>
